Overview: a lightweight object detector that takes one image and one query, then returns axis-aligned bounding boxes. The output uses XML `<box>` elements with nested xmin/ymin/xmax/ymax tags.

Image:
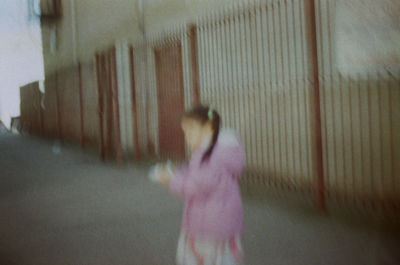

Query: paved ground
<box><xmin>0</xmin><ymin>133</ymin><xmax>399</xmax><ymax>265</ymax></box>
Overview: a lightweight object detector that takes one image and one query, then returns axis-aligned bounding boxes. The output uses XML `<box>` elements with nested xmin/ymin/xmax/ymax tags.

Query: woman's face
<box><xmin>181</xmin><ymin>118</ymin><xmax>212</xmax><ymax>151</ymax></box>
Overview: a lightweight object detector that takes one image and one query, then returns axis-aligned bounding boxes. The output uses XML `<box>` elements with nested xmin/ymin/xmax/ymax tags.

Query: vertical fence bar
<box><xmin>188</xmin><ymin>24</ymin><xmax>200</xmax><ymax>106</ymax></box>
<box><xmin>308</xmin><ymin>0</ymin><xmax>325</xmax><ymax>210</ymax></box>
<box><xmin>254</xmin><ymin>5</ymin><xmax>262</xmax><ymax>178</ymax></box>
<box><xmin>322</xmin><ymin>0</ymin><xmax>333</xmax><ymax>197</ymax></box>
<box><xmin>78</xmin><ymin>62</ymin><xmax>85</xmax><ymax>148</ymax></box>
<box><xmin>237</xmin><ymin>8</ymin><xmax>247</xmax><ymax>183</ymax></box>
<box><xmin>377</xmin><ymin>72</ymin><xmax>384</xmax><ymax>207</ymax></box>
<box><xmin>388</xmin><ymin>77</ymin><xmax>394</xmax><ymax>205</ymax></box>
<box><xmin>291</xmin><ymin>0</ymin><xmax>302</xmax><ymax>190</ymax></box>
<box><xmin>349</xmin><ymin>77</ymin><xmax>356</xmax><ymax>203</ymax></box>
<box><xmin>235</xmin><ymin>9</ymin><xmax>242</xmax><ymax>153</ymax></box>
<box><xmin>166</xmin><ymin>39</ymin><xmax>173</xmax><ymax>156</ymax></box>
<box><xmin>95</xmin><ymin>54</ymin><xmax>105</xmax><ymax>160</ymax></box>
<box><xmin>104</xmin><ymin>53</ymin><xmax>111</xmax><ymax>155</ymax></box>
<box><xmin>146</xmin><ymin>44</ymin><xmax>153</xmax><ymax>157</ymax></box>
<box><xmin>300</xmin><ymin>0</ymin><xmax>312</xmax><ymax>190</ymax></box>
<box><xmin>222</xmin><ymin>15</ymin><xmax>229</xmax><ymax>129</ymax></box>
<box><xmin>283</xmin><ymin>0</ymin><xmax>293</xmax><ymax>187</ymax></box>
<box><xmin>205</xmin><ymin>16</ymin><xmax>212</xmax><ymax>103</ymax></box>
<box><xmin>224</xmin><ymin>14</ymin><xmax>232</xmax><ymax>129</ymax></box>
<box><xmin>216</xmin><ymin>13</ymin><xmax>223</xmax><ymax>125</ymax></box>
<box><xmin>150</xmin><ymin>41</ymin><xmax>157</xmax><ymax>157</ymax></box>
<box><xmin>222</xmin><ymin>14</ymin><xmax>229</xmax><ymax>133</ymax></box>
<box><xmin>154</xmin><ymin>47</ymin><xmax>161</xmax><ymax>157</ymax></box>
<box><xmin>232</xmin><ymin>9</ymin><xmax>241</xmax><ymax>145</ymax></box>
<box><xmin>266</xmin><ymin>3</ymin><xmax>278</xmax><ymax>187</ymax></box>
<box><xmin>245</xmin><ymin>8</ymin><xmax>253</xmax><ymax>177</ymax></box>
<box><xmin>278</xmin><ymin>0</ymin><xmax>289</xmax><ymax>187</ymax></box>
<box><xmin>177</xmin><ymin>42</ymin><xmax>185</xmax><ymax>158</ymax></box>
<box><xmin>129</xmin><ymin>46</ymin><xmax>140</xmax><ymax>160</ymax></box>
<box><xmin>206</xmin><ymin>16</ymin><xmax>212</xmax><ymax>102</ymax></box>
<box><xmin>271</xmin><ymin>1</ymin><xmax>284</xmax><ymax>186</ymax></box>
<box><xmin>107</xmin><ymin>52</ymin><xmax>114</xmax><ymax>156</ymax></box>
<box><xmin>111</xmin><ymin>46</ymin><xmax>123</xmax><ymax>164</ymax></box>
<box><xmin>280</xmin><ymin>0</ymin><xmax>289</xmax><ymax>187</ymax></box>
<box><xmin>260</xmin><ymin>4</ymin><xmax>271</xmax><ymax>185</ymax></box>
<box><xmin>321</xmin><ymin>0</ymin><xmax>338</xmax><ymax>198</ymax></box>
<box><xmin>172</xmin><ymin>40</ymin><xmax>178</xmax><ymax>158</ymax></box>
<box><xmin>198</xmin><ymin>19</ymin><xmax>205</xmax><ymax>104</ymax></box>
<box><xmin>275</xmin><ymin>0</ymin><xmax>284</xmax><ymax>187</ymax></box>
<box><xmin>210</xmin><ymin>13</ymin><xmax>217</xmax><ymax>106</ymax></box>
<box><xmin>366</xmin><ymin>73</ymin><xmax>375</xmax><ymax>207</ymax></box>
<box><xmin>338</xmin><ymin>74</ymin><xmax>347</xmax><ymax>203</ymax></box>
<box><xmin>250</xmin><ymin>6</ymin><xmax>259</xmax><ymax>179</ymax></box>
<box><xmin>315</xmin><ymin>0</ymin><xmax>326</xmax><ymax>196</ymax></box>
<box><xmin>170</xmin><ymin>40</ymin><xmax>179</xmax><ymax>156</ymax></box>
<box><xmin>169</xmin><ymin>40</ymin><xmax>175</xmax><ymax>159</ymax></box>
<box><xmin>243</xmin><ymin>8</ymin><xmax>252</xmax><ymax>177</ymax></box>
<box><xmin>357</xmin><ymin>73</ymin><xmax>366</xmax><ymax>206</ymax></box>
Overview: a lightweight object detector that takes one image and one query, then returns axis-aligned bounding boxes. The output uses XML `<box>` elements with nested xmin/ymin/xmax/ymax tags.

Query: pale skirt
<box><xmin>176</xmin><ymin>232</ymin><xmax>244</xmax><ymax>265</ymax></box>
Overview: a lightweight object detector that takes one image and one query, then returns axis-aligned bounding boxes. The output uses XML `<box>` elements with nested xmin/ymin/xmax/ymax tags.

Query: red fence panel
<box><xmin>94</xmin><ymin>48</ymin><xmax>123</xmax><ymax>163</ymax></box>
<box><xmin>154</xmin><ymin>42</ymin><xmax>186</xmax><ymax>160</ymax></box>
<box><xmin>80</xmin><ymin>61</ymin><xmax>100</xmax><ymax>147</ymax></box>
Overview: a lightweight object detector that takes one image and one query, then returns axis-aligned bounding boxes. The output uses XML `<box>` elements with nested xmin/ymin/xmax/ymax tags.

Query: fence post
<box><xmin>78</xmin><ymin>62</ymin><xmax>85</xmax><ymax>148</ymax></box>
<box><xmin>95</xmin><ymin>53</ymin><xmax>105</xmax><ymax>161</ymax></box>
<box><xmin>188</xmin><ymin>24</ymin><xmax>200</xmax><ymax>106</ymax></box>
<box><xmin>110</xmin><ymin>46</ymin><xmax>123</xmax><ymax>165</ymax></box>
<box><xmin>129</xmin><ymin>46</ymin><xmax>141</xmax><ymax>161</ymax></box>
<box><xmin>308</xmin><ymin>0</ymin><xmax>325</xmax><ymax>211</ymax></box>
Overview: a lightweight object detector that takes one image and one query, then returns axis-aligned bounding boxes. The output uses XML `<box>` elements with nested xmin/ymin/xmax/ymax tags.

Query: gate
<box><xmin>95</xmin><ymin>47</ymin><xmax>123</xmax><ymax>163</ymax></box>
<box><xmin>154</xmin><ymin>42</ymin><xmax>186</xmax><ymax>159</ymax></box>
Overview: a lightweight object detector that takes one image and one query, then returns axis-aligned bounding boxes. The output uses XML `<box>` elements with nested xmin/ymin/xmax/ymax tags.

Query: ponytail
<box><xmin>202</xmin><ymin>108</ymin><xmax>220</xmax><ymax>163</ymax></box>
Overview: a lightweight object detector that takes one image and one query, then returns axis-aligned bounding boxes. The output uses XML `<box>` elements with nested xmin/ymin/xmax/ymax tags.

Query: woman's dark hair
<box><xmin>183</xmin><ymin>105</ymin><xmax>220</xmax><ymax>163</ymax></box>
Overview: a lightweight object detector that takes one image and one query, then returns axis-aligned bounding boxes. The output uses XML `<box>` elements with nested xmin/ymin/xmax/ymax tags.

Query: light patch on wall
<box><xmin>335</xmin><ymin>0</ymin><xmax>400</xmax><ymax>77</ymax></box>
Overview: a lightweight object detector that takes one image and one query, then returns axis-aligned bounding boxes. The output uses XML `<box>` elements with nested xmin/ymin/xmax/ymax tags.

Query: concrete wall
<box><xmin>41</xmin><ymin>0</ymin><xmax>260</xmax><ymax>75</ymax></box>
<box><xmin>145</xmin><ymin>0</ymin><xmax>242</xmax><ymax>32</ymax></box>
<box><xmin>42</xmin><ymin>0</ymin><xmax>139</xmax><ymax>76</ymax></box>
<box><xmin>41</xmin><ymin>0</ymin><xmax>140</xmax><ymax>152</ymax></box>
<box><xmin>20</xmin><ymin>82</ymin><xmax>42</xmax><ymax>135</ymax></box>
<box><xmin>42</xmin><ymin>75</ymin><xmax>59</xmax><ymax>138</ymax></box>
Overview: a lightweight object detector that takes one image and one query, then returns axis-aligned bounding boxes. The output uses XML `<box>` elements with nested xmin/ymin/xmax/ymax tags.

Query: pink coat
<box><xmin>169</xmin><ymin>129</ymin><xmax>246</xmax><ymax>240</ymax></box>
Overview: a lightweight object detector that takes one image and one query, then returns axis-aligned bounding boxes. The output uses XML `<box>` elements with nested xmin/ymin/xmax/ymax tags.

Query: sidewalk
<box><xmin>0</xmin><ymin>134</ymin><xmax>399</xmax><ymax>265</ymax></box>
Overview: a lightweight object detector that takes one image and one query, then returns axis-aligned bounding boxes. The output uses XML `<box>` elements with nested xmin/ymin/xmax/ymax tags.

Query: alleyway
<box><xmin>0</xmin><ymin>134</ymin><xmax>399</xmax><ymax>265</ymax></box>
